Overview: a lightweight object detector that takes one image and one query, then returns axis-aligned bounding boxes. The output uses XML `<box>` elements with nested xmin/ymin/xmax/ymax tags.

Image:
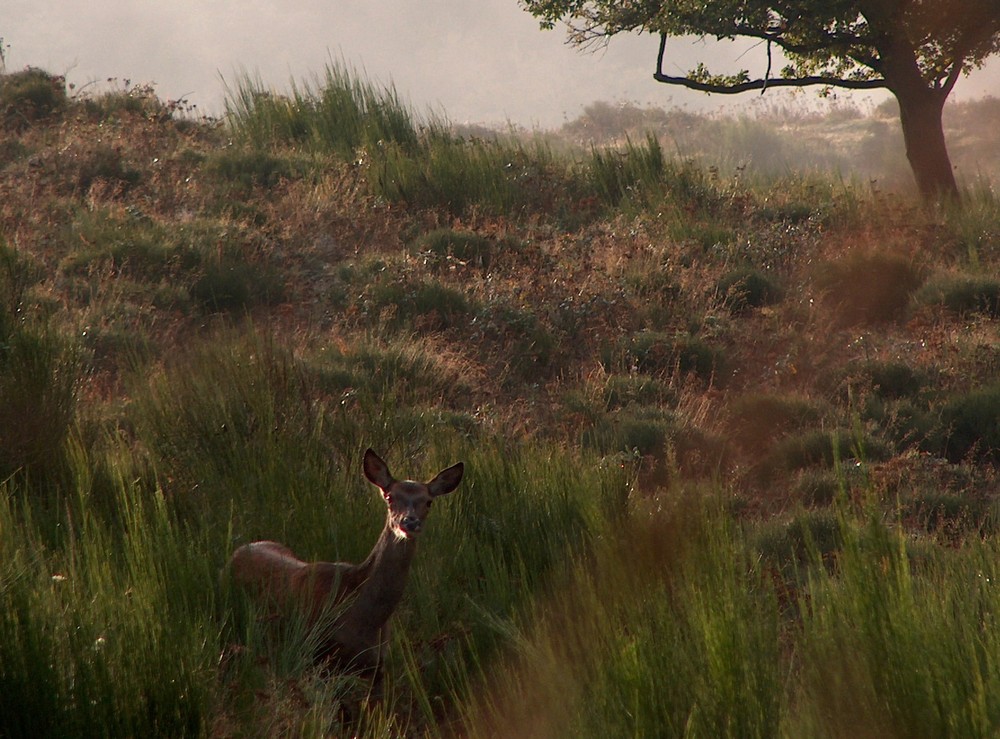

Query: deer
<box><xmin>225</xmin><ymin>448</ymin><xmax>464</xmax><ymax>687</ymax></box>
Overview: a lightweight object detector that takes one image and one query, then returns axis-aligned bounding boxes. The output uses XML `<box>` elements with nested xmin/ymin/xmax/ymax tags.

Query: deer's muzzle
<box><xmin>400</xmin><ymin>516</ymin><xmax>422</xmax><ymax>535</ymax></box>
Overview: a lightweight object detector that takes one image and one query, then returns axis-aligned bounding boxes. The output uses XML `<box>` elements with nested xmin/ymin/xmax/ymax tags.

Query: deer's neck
<box><xmin>346</xmin><ymin>521</ymin><xmax>417</xmax><ymax>631</ymax></box>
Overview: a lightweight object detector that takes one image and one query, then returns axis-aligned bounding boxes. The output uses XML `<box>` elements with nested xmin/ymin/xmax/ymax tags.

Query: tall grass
<box><xmin>372</xmin><ymin>128</ymin><xmax>573</xmax><ymax>217</ymax></box>
<box><xmin>8</xmin><ymin>322</ymin><xmax>1000</xmax><ymax>736</ymax></box>
<box><xmin>225</xmin><ymin>63</ymin><xmax>676</xmax><ymax>218</ymax></box>
<box><xmin>0</xmin><ymin>325</ymin><xmax>636</xmax><ymax>736</ymax></box>
<box><xmin>791</xmin><ymin>511</ymin><xmax>1000</xmax><ymax>737</ymax></box>
<box><xmin>461</xmin><ymin>495</ymin><xmax>782</xmax><ymax>738</ymax></box>
<box><xmin>0</xmin><ymin>244</ymin><xmax>79</xmax><ymax>482</ymax></box>
<box><xmin>588</xmin><ymin>133</ymin><xmax>667</xmax><ymax>206</ymax></box>
<box><xmin>225</xmin><ymin>61</ymin><xmax>418</xmax><ymax>157</ymax></box>
<box><xmin>0</xmin><ymin>453</ymin><xmax>218</xmax><ymax>738</ymax></box>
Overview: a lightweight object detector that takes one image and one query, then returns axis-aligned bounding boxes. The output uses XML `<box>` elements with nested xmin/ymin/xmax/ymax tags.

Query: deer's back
<box><xmin>226</xmin><ymin>540</ymin><xmax>386</xmax><ymax>676</ymax></box>
<box><xmin>228</xmin><ymin>541</ymin><xmax>362</xmax><ymax>620</ymax></box>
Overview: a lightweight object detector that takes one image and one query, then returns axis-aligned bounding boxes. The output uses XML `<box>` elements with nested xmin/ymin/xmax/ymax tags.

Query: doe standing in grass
<box><xmin>226</xmin><ymin>448</ymin><xmax>464</xmax><ymax>687</ymax></box>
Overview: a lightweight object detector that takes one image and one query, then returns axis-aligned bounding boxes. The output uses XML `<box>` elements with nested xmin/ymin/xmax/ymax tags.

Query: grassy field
<box><xmin>2</xmin><ymin>63</ymin><xmax>1000</xmax><ymax>736</ymax></box>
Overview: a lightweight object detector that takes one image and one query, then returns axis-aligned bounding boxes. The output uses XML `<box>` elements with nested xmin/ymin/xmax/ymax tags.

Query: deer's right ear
<box><xmin>363</xmin><ymin>448</ymin><xmax>394</xmax><ymax>491</ymax></box>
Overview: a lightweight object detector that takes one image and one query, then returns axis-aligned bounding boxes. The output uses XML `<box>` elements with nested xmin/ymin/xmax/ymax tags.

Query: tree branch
<box><xmin>654</xmin><ymin>34</ymin><xmax>888</xmax><ymax>93</ymax></box>
<box><xmin>731</xmin><ymin>24</ymin><xmax>867</xmax><ymax>58</ymax></box>
<box><xmin>652</xmin><ymin>70</ymin><xmax>889</xmax><ymax>92</ymax></box>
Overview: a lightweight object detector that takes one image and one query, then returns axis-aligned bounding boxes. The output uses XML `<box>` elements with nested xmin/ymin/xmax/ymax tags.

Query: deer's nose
<box><xmin>401</xmin><ymin>516</ymin><xmax>422</xmax><ymax>534</ymax></box>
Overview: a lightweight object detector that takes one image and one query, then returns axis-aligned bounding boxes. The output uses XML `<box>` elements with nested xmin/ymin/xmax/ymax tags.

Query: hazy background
<box><xmin>5</xmin><ymin>0</ymin><xmax>999</xmax><ymax>129</ymax></box>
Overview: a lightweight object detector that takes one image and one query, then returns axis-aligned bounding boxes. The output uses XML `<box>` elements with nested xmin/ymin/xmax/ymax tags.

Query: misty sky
<box><xmin>6</xmin><ymin>0</ymin><xmax>1000</xmax><ymax>128</ymax></box>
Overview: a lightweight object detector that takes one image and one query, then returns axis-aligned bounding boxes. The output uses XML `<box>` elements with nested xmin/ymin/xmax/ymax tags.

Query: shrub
<box><xmin>59</xmin><ymin>210</ymin><xmax>201</xmax><ymax>280</ymax></box>
<box><xmin>792</xmin><ymin>469</ymin><xmax>847</xmax><ymax>507</ymax></box>
<box><xmin>915</xmin><ymin>274</ymin><xmax>1000</xmax><ymax>318</ymax></box>
<box><xmin>204</xmin><ymin>148</ymin><xmax>306</xmax><ymax>191</ymax></box>
<box><xmin>757</xmin><ymin>428</ymin><xmax>890</xmax><ymax>483</ymax></box>
<box><xmin>904</xmin><ymin>492</ymin><xmax>989</xmax><ymax>537</ymax></box>
<box><xmin>673</xmin><ymin>335</ymin><xmax>727</xmax><ymax>383</ymax></box>
<box><xmin>372</xmin><ymin>130</ymin><xmax>571</xmax><ymax>217</ymax></box>
<box><xmin>727</xmin><ymin>393</ymin><xmax>822</xmax><ymax>452</ymax></box>
<box><xmin>938</xmin><ymin>384</ymin><xmax>1000</xmax><ymax>463</ymax></box>
<box><xmin>815</xmin><ymin>251</ymin><xmax>924</xmax><ymax>325</ymax></box>
<box><xmin>74</xmin><ymin>145</ymin><xmax>142</xmax><ymax>193</ymax></box>
<box><xmin>411</xmin><ymin>228</ymin><xmax>514</xmax><ymax>272</ymax></box>
<box><xmin>82</xmin><ymin>82</ymin><xmax>169</xmax><ymax>121</ymax></box>
<box><xmin>777</xmin><ymin>429</ymin><xmax>854</xmax><ymax>470</ymax></box>
<box><xmin>756</xmin><ymin>509</ymin><xmax>843</xmax><ymax>575</ymax></box>
<box><xmin>191</xmin><ymin>261</ymin><xmax>285</xmax><ymax>313</ymax></box>
<box><xmin>0</xmin><ymin>68</ymin><xmax>67</xmax><ymax>130</ymax></box>
<box><xmin>470</xmin><ymin>299</ymin><xmax>556</xmax><ymax>379</ymax></box>
<box><xmin>368</xmin><ymin>277</ymin><xmax>472</xmax><ymax>330</ymax></box>
<box><xmin>864</xmin><ymin>360</ymin><xmax>925</xmax><ymax>399</ymax></box>
<box><xmin>600</xmin><ymin>374</ymin><xmax>674</xmax><ymax>410</ymax></box>
<box><xmin>583</xmin><ymin>406</ymin><xmax>675</xmax><ymax>456</ymax></box>
<box><xmin>876</xmin><ymin>397</ymin><xmax>940</xmax><ymax>450</ymax></box>
<box><xmin>621</xmin><ymin>331</ymin><xmax>726</xmax><ymax>384</ymax></box>
<box><xmin>313</xmin><ymin>336</ymin><xmax>477</xmax><ymax>407</ymax></box>
<box><xmin>718</xmin><ymin>267</ymin><xmax>784</xmax><ymax>313</ymax></box>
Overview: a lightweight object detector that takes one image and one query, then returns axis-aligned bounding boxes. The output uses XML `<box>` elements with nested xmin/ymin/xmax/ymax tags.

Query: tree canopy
<box><xmin>523</xmin><ymin>0</ymin><xmax>1000</xmax><ymax>200</ymax></box>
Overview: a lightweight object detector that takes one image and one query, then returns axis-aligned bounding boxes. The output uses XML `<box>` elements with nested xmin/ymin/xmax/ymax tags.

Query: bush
<box><xmin>59</xmin><ymin>210</ymin><xmax>201</xmax><ymax>280</ymax></box>
<box><xmin>727</xmin><ymin>393</ymin><xmax>822</xmax><ymax>453</ymax></box>
<box><xmin>74</xmin><ymin>145</ymin><xmax>142</xmax><ymax>193</ymax></box>
<box><xmin>864</xmin><ymin>360</ymin><xmax>925</xmax><ymax>399</ymax></box>
<box><xmin>82</xmin><ymin>82</ymin><xmax>170</xmax><ymax>122</ymax></box>
<box><xmin>904</xmin><ymin>492</ymin><xmax>989</xmax><ymax>537</ymax></box>
<box><xmin>411</xmin><ymin>228</ymin><xmax>517</xmax><ymax>272</ymax></box>
<box><xmin>372</xmin><ymin>130</ymin><xmax>571</xmax><ymax>217</ymax></box>
<box><xmin>938</xmin><ymin>384</ymin><xmax>1000</xmax><ymax>463</ymax></box>
<box><xmin>673</xmin><ymin>335</ymin><xmax>727</xmax><ymax>383</ymax></box>
<box><xmin>915</xmin><ymin>274</ymin><xmax>1000</xmax><ymax>318</ymax></box>
<box><xmin>815</xmin><ymin>251</ymin><xmax>924</xmax><ymax>325</ymax></box>
<box><xmin>584</xmin><ymin>408</ymin><xmax>673</xmax><ymax>457</ymax></box>
<box><xmin>756</xmin><ymin>509</ymin><xmax>843</xmax><ymax>575</ymax></box>
<box><xmin>600</xmin><ymin>374</ymin><xmax>674</xmax><ymax>410</ymax></box>
<box><xmin>204</xmin><ymin>148</ymin><xmax>306</xmax><ymax>191</ymax></box>
<box><xmin>368</xmin><ymin>277</ymin><xmax>472</xmax><ymax>330</ymax></box>
<box><xmin>792</xmin><ymin>469</ymin><xmax>848</xmax><ymax>507</ymax></box>
<box><xmin>757</xmin><ymin>428</ymin><xmax>890</xmax><ymax>483</ymax></box>
<box><xmin>470</xmin><ymin>298</ymin><xmax>556</xmax><ymax>379</ymax></box>
<box><xmin>718</xmin><ymin>267</ymin><xmax>784</xmax><ymax>313</ymax></box>
<box><xmin>0</xmin><ymin>68</ymin><xmax>67</xmax><ymax>130</ymax></box>
<box><xmin>621</xmin><ymin>331</ymin><xmax>726</xmax><ymax>384</ymax></box>
<box><xmin>191</xmin><ymin>261</ymin><xmax>285</xmax><ymax>313</ymax></box>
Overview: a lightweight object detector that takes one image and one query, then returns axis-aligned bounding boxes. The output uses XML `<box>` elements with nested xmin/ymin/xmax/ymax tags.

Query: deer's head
<box><xmin>363</xmin><ymin>448</ymin><xmax>463</xmax><ymax>539</ymax></box>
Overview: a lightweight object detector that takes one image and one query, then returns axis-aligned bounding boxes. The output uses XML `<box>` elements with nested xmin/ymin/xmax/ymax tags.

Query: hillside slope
<box><xmin>2</xmin><ymin>66</ymin><xmax>1000</xmax><ymax>736</ymax></box>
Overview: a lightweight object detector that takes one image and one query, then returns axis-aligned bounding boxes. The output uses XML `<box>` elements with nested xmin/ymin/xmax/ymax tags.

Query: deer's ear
<box><xmin>363</xmin><ymin>448</ymin><xmax>394</xmax><ymax>490</ymax></box>
<box><xmin>428</xmin><ymin>462</ymin><xmax>464</xmax><ymax>497</ymax></box>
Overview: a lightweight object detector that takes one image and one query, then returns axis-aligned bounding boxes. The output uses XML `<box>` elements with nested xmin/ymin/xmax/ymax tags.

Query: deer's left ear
<box><xmin>428</xmin><ymin>462</ymin><xmax>464</xmax><ymax>497</ymax></box>
<box><xmin>363</xmin><ymin>448</ymin><xmax>394</xmax><ymax>491</ymax></box>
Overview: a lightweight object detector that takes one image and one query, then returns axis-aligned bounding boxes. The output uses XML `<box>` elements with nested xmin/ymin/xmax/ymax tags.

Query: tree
<box><xmin>523</xmin><ymin>0</ymin><xmax>1000</xmax><ymax>201</ymax></box>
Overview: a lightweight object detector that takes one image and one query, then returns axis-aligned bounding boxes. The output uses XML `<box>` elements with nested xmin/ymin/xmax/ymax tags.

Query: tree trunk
<box><xmin>894</xmin><ymin>87</ymin><xmax>959</xmax><ymax>202</ymax></box>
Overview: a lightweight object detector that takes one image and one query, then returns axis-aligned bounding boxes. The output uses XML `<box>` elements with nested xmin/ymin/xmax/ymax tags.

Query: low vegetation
<box><xmin>2</xmin><ymin>63</ymin><xmax>1000</xmax><ymax>736</ymax></box>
